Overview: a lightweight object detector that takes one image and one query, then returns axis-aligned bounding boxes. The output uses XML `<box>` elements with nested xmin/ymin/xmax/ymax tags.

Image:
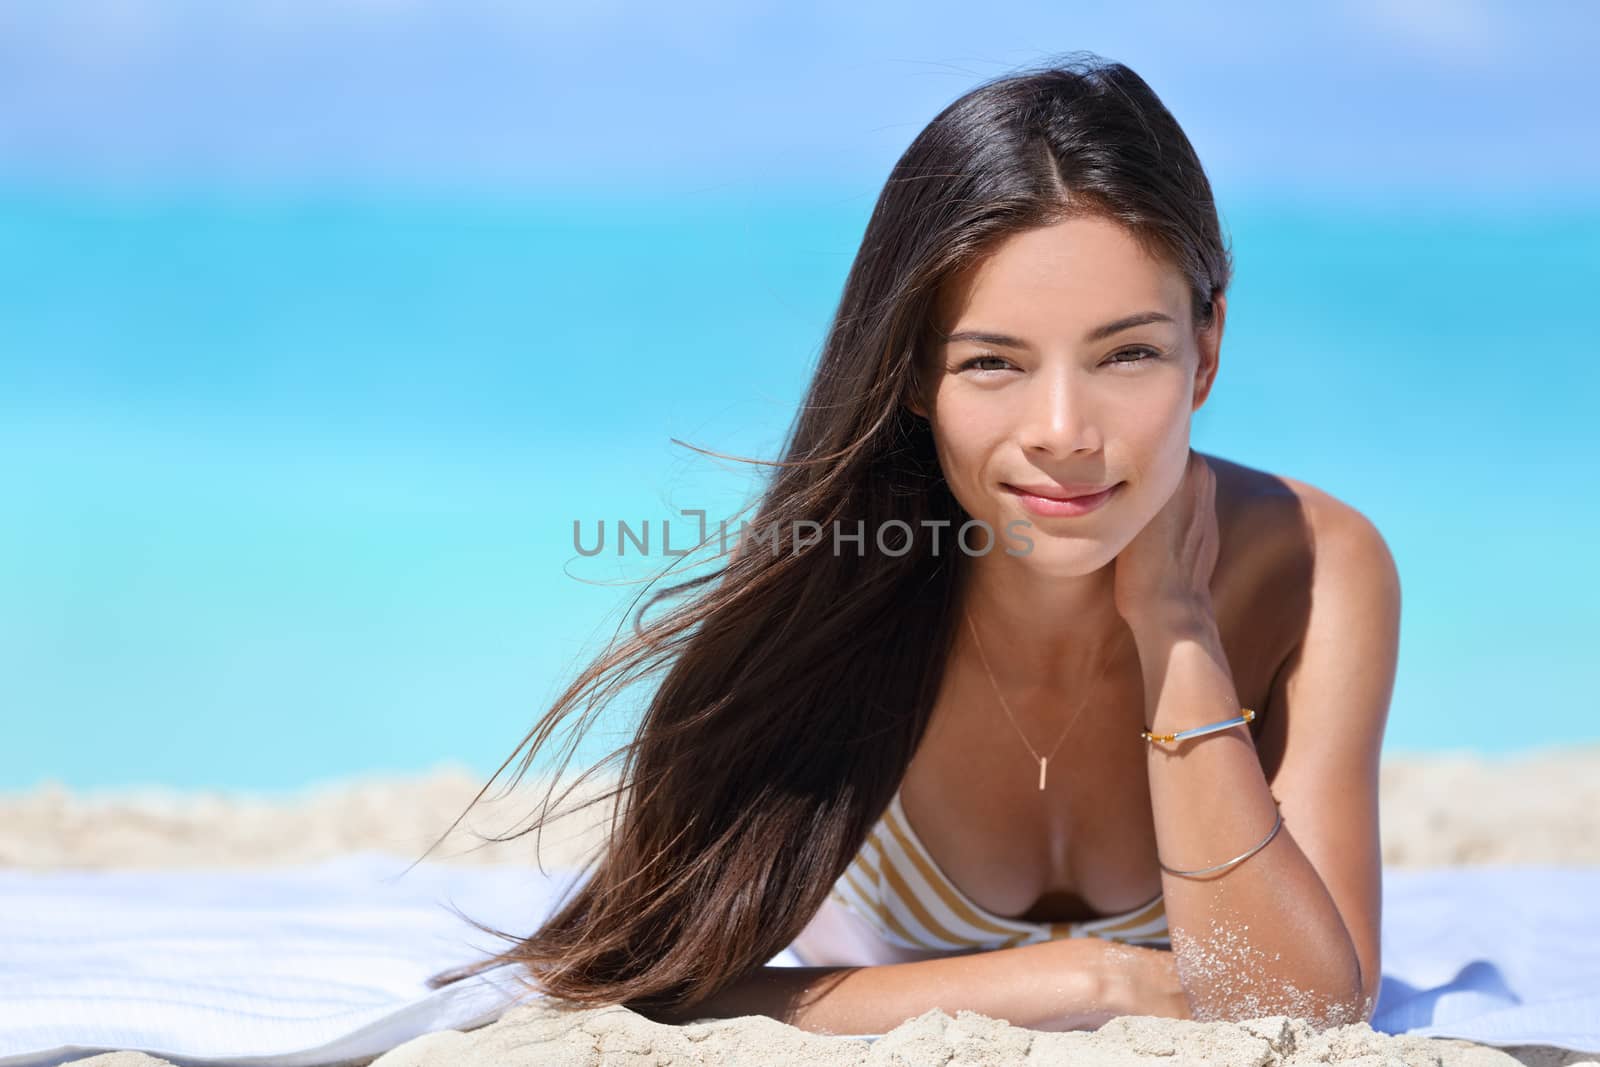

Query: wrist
<box><xmin>1027</xmin><ymin>935</ymin><xmax>1126</xmax><ymax>1031</ymax></box>
<box><xmin>1093</xmin><ymin>942</ymin><xmax>1192</xmax><ymax>1023</ymax></box>
<box><xmin>1121</xmin><ymin>593</ymin><xmax>1217</xmax><ymax>641</ymax></box>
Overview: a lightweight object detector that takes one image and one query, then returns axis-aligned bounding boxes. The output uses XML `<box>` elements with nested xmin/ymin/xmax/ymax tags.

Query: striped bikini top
<box><xmin>829</xmin><ymin>786</ymin><xmax>1170</xmax><ymax>951</ymax></box>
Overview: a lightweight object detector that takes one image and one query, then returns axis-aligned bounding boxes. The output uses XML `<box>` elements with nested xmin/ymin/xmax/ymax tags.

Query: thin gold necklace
<box><xmin>963</xmin><ymin>610</ymin><xmax>1117</xmax><ymax>791</ymax></box>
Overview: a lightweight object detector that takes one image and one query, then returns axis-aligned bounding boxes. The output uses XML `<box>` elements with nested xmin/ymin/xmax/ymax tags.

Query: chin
<box><xmin>1006</xmin><ymin>539</ymin><xmax>1120</xmax><ymax>579</ymax></box>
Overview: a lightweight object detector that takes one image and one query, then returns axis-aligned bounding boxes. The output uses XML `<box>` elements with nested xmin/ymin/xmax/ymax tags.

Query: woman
<box><xmin>421</xmin><ymin>52</ymin><xmax>1401</xmax><ymax>1036</ymax></box>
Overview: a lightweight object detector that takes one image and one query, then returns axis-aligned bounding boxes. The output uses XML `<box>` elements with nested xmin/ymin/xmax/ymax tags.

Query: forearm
<box><xmin>649</xmin><ymin>936</ymin><xmax>1127</xmax><ymax>1036</ymax></box>
<box><xmin>1131</xmin><ymin>603</ymin><xmax>1367</xmax><ymax>1025</ymax></box>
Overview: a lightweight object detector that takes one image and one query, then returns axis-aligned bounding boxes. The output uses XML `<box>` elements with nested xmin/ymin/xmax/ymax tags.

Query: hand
<box><xmin>1113</xmin><ymin>449</ymin><xmax>1220</xmax><ymax>627</ymax></box>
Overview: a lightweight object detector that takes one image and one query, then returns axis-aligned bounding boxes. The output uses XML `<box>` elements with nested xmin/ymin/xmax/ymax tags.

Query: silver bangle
<box><xmin>1141</xmin><ymin>707</ymin><xmax>1256</xmax><ymax>746</ymax></box>
<box><xmin>1157</xmin><ymin>802</ymin><xmax>1283</xmax><ymax>878</ymax></box>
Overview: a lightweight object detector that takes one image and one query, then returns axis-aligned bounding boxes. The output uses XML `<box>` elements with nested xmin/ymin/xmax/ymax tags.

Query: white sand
<box><xmin>7</xmin><ymin>744</ymin><xmax>1600</xmax><ymax>1067</ymax></box>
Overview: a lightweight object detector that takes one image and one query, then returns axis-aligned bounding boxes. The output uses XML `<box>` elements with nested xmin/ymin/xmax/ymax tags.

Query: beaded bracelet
<box><xmin>1158</xmin><ymin>801</ymin><xmax>1283</xmax><ymax>878</ymax></box>
<box><xmin>1140</xmin><ymin>707</ymin><xmax>1255</xmax><ymax>745</ymax></box>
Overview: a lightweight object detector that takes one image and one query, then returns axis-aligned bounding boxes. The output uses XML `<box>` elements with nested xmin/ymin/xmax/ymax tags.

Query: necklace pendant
<box><xmin>1038</xmin><ymin>757</ymin><xmax>1047</xmax><ymax>791</ymax></box>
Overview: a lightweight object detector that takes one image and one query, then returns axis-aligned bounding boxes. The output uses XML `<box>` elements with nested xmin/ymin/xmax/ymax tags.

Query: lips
<box><xmin>1003</xmin><ymin>481</ymin><xmax>1123</xmax><ymax>519</ymax></box>
<box><xmin>1005</xmin><ymin>482</ymin><xmax>1120</xmax><ymax>501</ymax></box>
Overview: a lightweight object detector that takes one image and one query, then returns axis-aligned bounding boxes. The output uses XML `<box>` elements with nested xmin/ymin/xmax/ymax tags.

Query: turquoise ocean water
<box><xmin>2</xmin><ymin>185</ymin><xmax>1596</xmax><ymax>792</ymax></box>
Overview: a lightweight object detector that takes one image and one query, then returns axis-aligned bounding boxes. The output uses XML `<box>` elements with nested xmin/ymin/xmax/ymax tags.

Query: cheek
<box><xmin>931</xmin><ymin>432</ymin><xmax>990</xmax><ymax>500</ymax></box>
<box><xmin>1103</xmin><ymin>418</ymin><xmax>1190</xmax><ymax>529</ymax></box>
<box><xmin>1122</xmin><ymin>433</ymin><xmax>1191</xmax><ymax>521</ymax></box>
<box><xmin>928</xmin><ymin>405</ymin><xmax>997</xmax><ymax>470</ymax></box>
<box><xmin>927</xmin><ymin>427</ymin><xmax>1006</xmax><ymax>521</ymax></box>
<box><xmin>1122</xmin><ymin>391</ymin><xmax>1192</xmax><ymax>473</ymax></box>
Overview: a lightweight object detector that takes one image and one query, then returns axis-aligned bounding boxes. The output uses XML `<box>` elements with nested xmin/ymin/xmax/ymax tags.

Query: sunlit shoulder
<box><xmin>1200</xmin><ymin>450</ymin><xmax>1398</xmax><ymax>590</ymax></box>
<box><xmin>1197</xmin><ymin>451</ymin><xmax>1401</xmax><ymax>761</ymax></box>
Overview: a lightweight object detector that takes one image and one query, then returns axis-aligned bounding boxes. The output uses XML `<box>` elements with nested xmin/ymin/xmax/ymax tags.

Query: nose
<box><xmin>1016</xmin><ymin>364</ymin><xmax>1102</xmax><ymax>458</ymax></box>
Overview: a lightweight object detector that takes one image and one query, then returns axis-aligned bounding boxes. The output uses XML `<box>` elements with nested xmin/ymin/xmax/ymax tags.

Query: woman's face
<box><xmin>912</xmin><ymin>215</ymin><xmax>1222</xmax><ymax>578</ymax></box>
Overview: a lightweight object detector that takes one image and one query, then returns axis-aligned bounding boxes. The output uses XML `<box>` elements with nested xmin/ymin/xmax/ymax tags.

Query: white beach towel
<box><xmin>1368</xmin><ymin>866</ymin><xmax>1600</xmax><ymax>1049</ymax></box>
<box><xmin>0</xmin><ymin>855</ymin><xmax>1595</xmax><ymax>1066</ymax></box>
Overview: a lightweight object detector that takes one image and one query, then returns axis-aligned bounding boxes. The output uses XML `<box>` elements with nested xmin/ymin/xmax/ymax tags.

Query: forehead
<box><xmin>935</xmin><ymin>215</ymin><xmax>1189</xmax><ymax>333</ymax></box>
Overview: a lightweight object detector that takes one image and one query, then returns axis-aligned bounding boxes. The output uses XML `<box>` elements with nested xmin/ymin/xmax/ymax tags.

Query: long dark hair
<box><xmin>418</xmin><ymin>51</ymin><xmax>1234</xmax><ymax>1017</ymax></box>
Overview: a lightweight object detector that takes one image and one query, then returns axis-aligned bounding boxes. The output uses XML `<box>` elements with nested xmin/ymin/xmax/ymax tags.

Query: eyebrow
<box><xmin>940</xmin><ymin>310</ymin><xmax>1177</xmax><ymax>348</ymax></box>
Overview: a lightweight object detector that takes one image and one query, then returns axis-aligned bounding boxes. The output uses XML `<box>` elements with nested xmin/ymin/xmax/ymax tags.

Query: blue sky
<box><xmin>1</xmin><ymin>1</ymin><xmax>1596</xmax><ymax>199</ymax></box>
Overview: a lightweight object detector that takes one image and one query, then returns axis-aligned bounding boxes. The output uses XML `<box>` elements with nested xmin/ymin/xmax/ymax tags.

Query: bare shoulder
<box><xmin>1199</xmin><ymin>450</ymin><xmax>1393</xmax><ymax>565</ymax></box>
<box><xmin>1195</xmin><ymin>452</ymin><xmax>1399</xmax><ymax>770</ymax></box>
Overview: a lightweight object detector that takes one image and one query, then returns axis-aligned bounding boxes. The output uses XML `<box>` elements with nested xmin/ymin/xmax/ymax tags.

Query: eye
<box><xmin>957</xmin><ymin>354</ymin><xmax>1013</xmax><ymax>374</ymax></box>
<box><xmin>1108</xmin><ymin>346</ymin><xmax>1162</xmax><ymax>366</ymax></box>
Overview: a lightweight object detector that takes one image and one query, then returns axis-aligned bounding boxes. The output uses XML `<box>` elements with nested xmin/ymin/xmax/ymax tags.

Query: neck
<box><xmin>954</xmin><ymin>553</ymin><xmax>1132</xmax><ymax>691</ymax></box>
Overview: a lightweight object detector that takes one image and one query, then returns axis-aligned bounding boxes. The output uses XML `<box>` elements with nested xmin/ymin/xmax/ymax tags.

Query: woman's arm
<box><xmin>646</xmin><ymin>935</ymin><xmax>1187</xmax><ymax>1035</ymax></box>
<box><xmin>1128</xmin><ymin>504</ymin><xmax>1397</xmax><ymax>1026</ymax></box>
<box><xmin>1134</xmin><ymin>608</ymin><xmax>1365</xmax><ymax>1024</ymax></box>
<box><xmin>1113</xmin><ymin>454</ymin><xmax>1394</xmax><ymax>1026</ymax></box>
